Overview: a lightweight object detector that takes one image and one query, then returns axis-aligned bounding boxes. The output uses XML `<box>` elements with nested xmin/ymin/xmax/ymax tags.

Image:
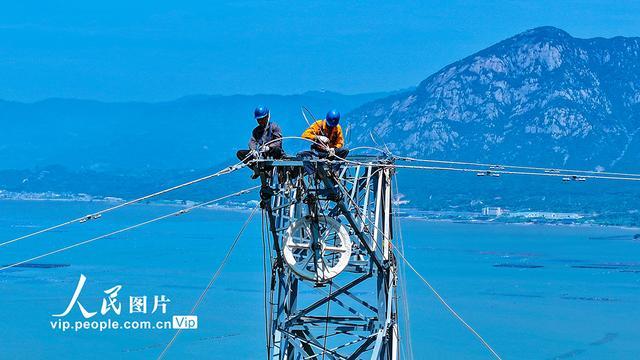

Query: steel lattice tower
<box><xmin>258</xmin><ymin>156</ymin><xmax>400</xmax><ymax>360</ymax></box>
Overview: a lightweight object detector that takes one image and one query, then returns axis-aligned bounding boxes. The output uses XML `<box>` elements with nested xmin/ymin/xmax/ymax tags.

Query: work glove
<box><xmin>327</xmin><ymin>148</ymin><xmax>336</xmax><ymax>157</ymax></box>
<box><xmin>259</xmin><ymin>144</ymin><xmax>270</xmax><ymax>153</ymax></box>
<box><xmin>316</xmin><ymin>135</ymin><xmax>329</xmax><ymax>144</ymax></box>
<box><xmin>250</xmin><ymin>149</ymin><xmax>260</xmax><ymax>158</ymax></box>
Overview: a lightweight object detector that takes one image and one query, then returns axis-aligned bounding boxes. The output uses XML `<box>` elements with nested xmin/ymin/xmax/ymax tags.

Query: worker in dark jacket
<box><xmin>236</xmin><ymin>106</ymin><xmax>284</xmax><ymax>178</ymax></box>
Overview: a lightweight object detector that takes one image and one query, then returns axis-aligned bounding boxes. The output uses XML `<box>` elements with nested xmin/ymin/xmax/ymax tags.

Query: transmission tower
<box><xmin>258</xmin><ymin>155</ymin><xmax>400</xmax><ymax>359</ymax></box>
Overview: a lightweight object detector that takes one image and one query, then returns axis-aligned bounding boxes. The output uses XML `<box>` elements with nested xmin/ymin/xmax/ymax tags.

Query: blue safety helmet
<box><xmin>254</xmin><ymin>105</ymin><xmax>270</xmax><ymax>121</ymax></box>
<box><xmin>326</xmin><ymin>109</ymin><xmax>340</xmax><ymax>127</ymax></box>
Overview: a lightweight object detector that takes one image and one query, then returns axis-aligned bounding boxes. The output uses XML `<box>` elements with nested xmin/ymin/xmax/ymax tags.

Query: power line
<box><xmin>315</xmin><ymin>140</ymin><xmax>640</xmax><ymax>182</ymax></box>
<box><xmin>157</xmin><ymin>204</ymin><xmax>259</xmax><ymax>360</ymax></box>
<box><xmin>396</xmin><ymin>156</ymin><xmax>640</xmax><ymax>179</ymax></box>
<box><xmin>388</xmin><ymin>163</ymin><xmax>640</xmax><ymax>182</ymax></box>
<box><xmin>325</xmin><ymin>168</ymin><xmax>502</xmax><ymax>359</ymax></box>
<box><xmin>0</xmin><ymin>162</ymin><xmax>249</xmax><ymax>249</ymax></box>
<box><xmin>390</xmin><ymin>243</ymin><xmax>503</xmax><ymax>360</ymax></box>
<box><xmin>273</xmin><ymin>130</ymin><xmax>640</xmax><ymax>181</ymax></box>
<box><xmin>0</xmin><ymin>186</ymin><xmax>259</xmax><ymax>272</ymax></box>
<box><xmin>390</xmin><ymin>164</ymin><xmax>501</xmax><ymax>358</ymax></box>
<box><xmin>392</xmin><ymin>176</ymin><xmax>414</xmax><ymax>360</ymax></box>
<box><xmin>328</xmin><ymin>154</ymin><xmax>640</xmax><ymax>182</ymax></box>
<box><xmin>261</xmin><ymin>210</ymin><xmax>272</xmax><ymax>359</ymax></box>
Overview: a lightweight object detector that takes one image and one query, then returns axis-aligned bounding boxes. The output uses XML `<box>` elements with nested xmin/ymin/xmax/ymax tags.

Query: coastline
<box><xmin>3</xmin><ymin>190</ymin><xmax>639</xmax><ymax>231</ymax></box>
<box><xmin>402</xmin><ymin>214</ymin><xmax>640</xmax><ymax>232</ymax></box>
<box><xmin>0</xmin><ymin>190</ymin><xmax>257</xmax><ymax>215</ymax></box>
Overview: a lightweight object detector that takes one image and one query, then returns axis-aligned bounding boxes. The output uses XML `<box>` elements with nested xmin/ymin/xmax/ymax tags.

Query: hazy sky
<box><xmin>1</xmin><ymin>0</ymin><xmax>639</xmax><ymax>101</ymax></box>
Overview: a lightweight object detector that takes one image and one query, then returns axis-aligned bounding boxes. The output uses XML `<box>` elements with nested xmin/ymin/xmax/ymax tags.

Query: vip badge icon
<box><xmin>172</xmin><ymin>315</ymin><xmax>198</xmax><ymax>329</ymax></box>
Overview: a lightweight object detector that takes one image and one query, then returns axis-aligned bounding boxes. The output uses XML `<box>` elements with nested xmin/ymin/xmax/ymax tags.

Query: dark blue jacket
<box><xmin>249</xmin><ymin>122</ymin><xmax>282</xmax><ymax>150</ymax></box>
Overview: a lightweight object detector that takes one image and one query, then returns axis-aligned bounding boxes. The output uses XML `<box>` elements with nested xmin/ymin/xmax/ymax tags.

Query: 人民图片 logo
<box><xmin>49</xmin><ymin>274</ymin><xmax>196</xmax><ymax>332</ymax></box>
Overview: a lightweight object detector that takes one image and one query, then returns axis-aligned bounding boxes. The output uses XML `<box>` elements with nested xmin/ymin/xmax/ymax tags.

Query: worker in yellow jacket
<box><xmin>302</xmin><ymin>110</ymin><xmax>348</xmax><ymax>156</ymax></box>
<box><xmin>300</xmin><ymin>109</ymin><xmax>349</xmax><ymax>174</ymax></box>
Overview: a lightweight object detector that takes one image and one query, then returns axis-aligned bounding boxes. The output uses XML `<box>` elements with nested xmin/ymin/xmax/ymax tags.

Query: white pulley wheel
<box><xmin>283</xmin><ymin>216</ymin><xmax>352</xmax><ymax>282</ymax></box>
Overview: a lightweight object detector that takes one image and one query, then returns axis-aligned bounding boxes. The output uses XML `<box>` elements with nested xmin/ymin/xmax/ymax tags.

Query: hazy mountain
<box><xmin>348</xmin><ymin>26</ymin><xmax>640</xmax><ymax>171</ymax></box>
<box><xmin>0</xmin><ymin>90</ymin><xmax>395</xmax><ymax>171</ymax></box>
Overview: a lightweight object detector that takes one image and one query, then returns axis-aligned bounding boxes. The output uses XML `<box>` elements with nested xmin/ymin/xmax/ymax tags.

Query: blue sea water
<box><xmin>0</xmin><ymin>200</ymin><xmax>639</xmax><ymax>359</ymax></box>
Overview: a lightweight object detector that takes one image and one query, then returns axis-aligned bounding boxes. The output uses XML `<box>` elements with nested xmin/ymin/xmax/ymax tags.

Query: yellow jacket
<box><xmin>301</xmin><ymin>120</ymin><xmax>345</xmax><ymax>149</ymax></box>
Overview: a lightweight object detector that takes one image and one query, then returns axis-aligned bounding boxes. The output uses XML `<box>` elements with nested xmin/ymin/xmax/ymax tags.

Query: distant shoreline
<box><xmin>0</xmin><ymin>190</ymin><xmax>257</xmax><ymax>214</ymax></box>
<box><xmin>402</xmin><ymin>215</ymin><xmax>640</xmax><ymax>232</ymax></box>
<box><xmin>3</xmin><ymin>192</ymin><xmax>639</xmax><ymax>231</ymax></box>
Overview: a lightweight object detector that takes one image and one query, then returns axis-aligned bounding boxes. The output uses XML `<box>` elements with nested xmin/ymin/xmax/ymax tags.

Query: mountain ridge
<box><xmin>347</xmin><ymin>26</ymin><xmax>640</xmax><ymax>171</ymax></box>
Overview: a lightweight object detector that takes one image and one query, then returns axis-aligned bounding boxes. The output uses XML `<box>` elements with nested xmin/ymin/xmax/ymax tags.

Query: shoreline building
<box><xmin>482</xmin><ymin>207</ymin><xmax>504</xmax><ymax>216</ymax></box>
